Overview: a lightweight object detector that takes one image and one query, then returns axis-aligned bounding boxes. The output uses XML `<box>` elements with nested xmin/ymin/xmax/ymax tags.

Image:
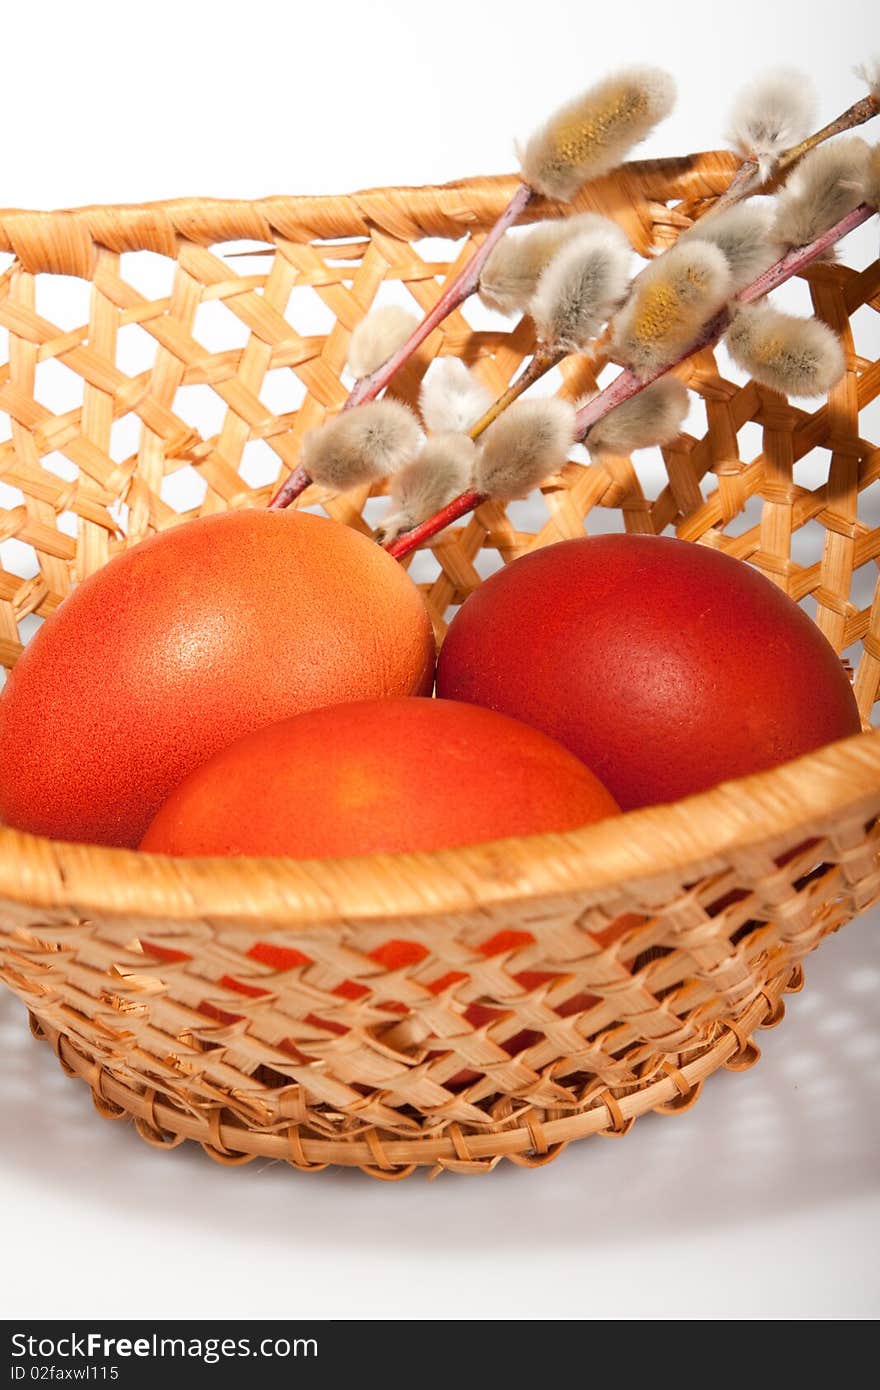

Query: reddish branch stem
<box><xmin>267</xmin><ymin>464</ymin><xmax>310</xmax><ymax>513</ymax></box>
<box><xmin>348</xmin><ymin>183</ymin><xmax>535</xmax><ymax>406</ymax></box>
<box><xmin>387</xmin><ymin>201</ymin><xmax>876</xmax><ymax>561</ymax></box>
<box><xmin>268</xmin><ymin>183</ymin><xmax>535</xmax><ymax>510</ymax></box>
<box><xmin>270</xmin><ymin>91</ymin><xmax>879</xmax><ymax>515</ymax></box>
<box><xmin>709</xmin><ymin>93</ymin><xmax>880</xmax><ymax>217</ymax></box>
<box><xmin>386</xmin><ymin>490</ymin><xmax>486</xmax><ymax>558</ymax></box>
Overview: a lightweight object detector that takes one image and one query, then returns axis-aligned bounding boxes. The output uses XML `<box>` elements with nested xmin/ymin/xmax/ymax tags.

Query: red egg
<box><xmin>0</xmin><ymin>510</ymin><xmax>435</xmax><ymax>848</ymax></box>
<box><xmin>140</xmin><ymin>697</ymin><xmax>619</xmax><ymax>857</ymax></box>
<box><xmin>436</xmin><ymin>534</ymin><xmax>861</xmax><ymax>810</ymax></box>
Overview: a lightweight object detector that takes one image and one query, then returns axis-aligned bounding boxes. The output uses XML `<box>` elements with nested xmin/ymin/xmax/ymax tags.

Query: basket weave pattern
<box><xmin>1</xmin><ymin>153</ymin><xmax>879</xmax><ymax>1175</ymax></box>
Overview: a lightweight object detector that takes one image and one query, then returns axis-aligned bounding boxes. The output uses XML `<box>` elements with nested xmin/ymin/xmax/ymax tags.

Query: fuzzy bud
<box><xmin>479</xmin><ymin>214</ymin><xmax>623</xmax><ymax>315</ymax></box>
<box><xmin>375</xmin><ymin>433</ymin><xmax>475</xmax><ymax>543</ymax></box>
<box><xmin>774</xmin><ymin>137</ymin><xmax>870</xmax><ymax>251</ymax></box>
<box><xmin>583</xmin><ymin>377</ymin><xmax>690</xmax><ymax>455</ymax></box>
<box><xmin>419</xmin><ymin>358</ymin><xmax>493</xmax><ymax>434</ymax></box>
<box><xmin>726</xmin><ymin>68</ymin><xmax>816</xmax><ymax>178</ymax></box>
<box><xmin>301</xmin><ymin>400</ymin><xmax>421</xmax><ymax>491</ymax></box>
<box><xmin>475</xmin><ymin>397</ymin><xmax>575</xmax><ymax>499</ymax></box>
<box><xmin>519</xmin><ymin>67</ymin><xmax>676</xmax><ymax>202</ymax></box>
<box><xmin>612</xmin><ymin>241</ymin><xmax>732</xmax><ymax>380</ymax></box>
<box><xmin>725</xmin><ymin>302</ymin><xmax>846</xmax><ymax>398</ymax></box>
<box><xmin>681</xmin><ymin>200</ymin><xmax>780</xmax><ymax>291</ymax></box>
<box><xmin>855</xmin><ymin>57</ymin><xmax>880</xmax><ymax>100</ymax></box>
<box><xmin>530</xmin><ymin>219</ymin><xmax>632</xmax><ymax>352</ymax></box>
<box><xmin>347</xmin><ymin>305</ymin><xmax>419</xmax><ymax>379</ymax></box>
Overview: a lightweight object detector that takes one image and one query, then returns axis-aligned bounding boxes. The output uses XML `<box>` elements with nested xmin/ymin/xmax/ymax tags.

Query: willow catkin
<box><xmin>479</xmin><ymin>214</ymin><xmax>618</xmax><ymax>315</ymax></box>
<box><xmin>773</xmin><ymin>137</ymin><xmax>870</xmax><ymax>251</ymax></box>
<box><xmin>583</xmin><ymin>377</ymin><xmax>690</xmax><ymax>456</ymax></box>
<box><xmin>681</xmin><ymin>200</ymin><xmax>780</xmax><ymax>291</ymax></box>
<box><xmin>530</xmin><ymin>219</ymin><xmax>632</xmax><ymax>352</ymax></box>
<box><xmin>854</xmin><ymin>57</ymin><xmax>880</xmax><ymax>99</ymax></box>
<box><xmin>376</xmin><ymin>434</ymin><xmax>476</xmax><ymax>543</ymax></box>
<box><xmin>612</xmin><ymin>241</ymin><xmax>732</xmax><ymax>380</ymax></box>
<box><xmin>518</xmin><ymin>66</ymin><xmax>676</xmax><ymax>201</ymax></box>
<box><xmin>474</xmin><ymin>397</ymin><xmax>575</xmax><ymax>499</ymax></box>
<box><xmin>862</xmin><ymin>143</ymin><xmax>880</xmax><ymax>209</ymax></box>
<box><xmin>725</xmin><ymin>302</ymin><xmax>845</xmax><ymax>397</ymax></box>
<box><xmin>301</xmin><ymin>400</ymin><xmax>421</xmax><ymax>491</ymax></box>
<box><xmin>347</xmin><ymin>306</ymin><xmax>419</xmax><ymax>378</ymax></box>
<box><xmin>419</xmin><ymin>359</ymin><xmax>493</xmax><ymax>434</ymax></box>
<box><xmin>726</xmin><ymin>68</ymin><xmax>816</xmax><ymax>177</ymax></box>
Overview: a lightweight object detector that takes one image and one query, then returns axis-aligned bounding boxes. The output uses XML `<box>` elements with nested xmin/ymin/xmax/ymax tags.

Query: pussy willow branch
<box><xmin>347</xmin><ymin>184</ymin><xmax>536</xmax><ymax>406</ymax></box>
<box><xmin>468</xmin><ymin>347</ymin><xmax>565</xmax><ymax>438</ymax></box>
<box><xmin>710</xmin><ymin>92</ymin><xmax>880</xmax><ymax>216</ymax></box>
<box><xmin>267</xmin><ymin>184</ymin><xmax>534</xmax><ymax>508</ymax></box>
<box><xmin>459</xmin><ymin>96</ymin><xmax>880</xmax><ymax>451</ymax></box>
<box><xmin>386</xmin><ymin>202</ymin><xmax>876</xmax><ymax>561</ymax></box>
<box><xmin>271</xmin><ymin>92</ymin><xmax>878</xmax><ymax>512</ymax></box>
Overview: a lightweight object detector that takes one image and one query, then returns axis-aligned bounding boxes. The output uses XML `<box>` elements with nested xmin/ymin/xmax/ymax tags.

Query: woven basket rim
<box><xmin>0</xmin><ymin>150</ymin><xmax>738</xmax><ymax>271</ymax></box>
<box><xmin>1</xmin><ymin>729</ymin><xmax>876</xmax><ymax>927</ymax></box>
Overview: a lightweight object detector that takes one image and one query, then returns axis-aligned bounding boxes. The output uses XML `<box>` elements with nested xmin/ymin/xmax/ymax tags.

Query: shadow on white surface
<box><xmin>1</xmin><ymin>912</ymin><xmax>877</xmax><ymax>1258</ymax></box>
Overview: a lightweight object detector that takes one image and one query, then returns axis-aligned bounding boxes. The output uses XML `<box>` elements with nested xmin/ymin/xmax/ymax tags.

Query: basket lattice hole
<box><xmin>258</xmin><ymin>366</ymin><xmax>307</xmax><ymax>419</ymax></box>
<box><xmin>119</xmin><ymin>250</ymin><xmax>176</xmax><ymax>302</ymax></box>
<box><xmin>792</xmin><ymin>445</ymin><xmax>833</xmax><ymax>493</ymax></box>
<box><xmin>0</xmin><ymin>537</ymin><xmax>39</xmax><ymax>582</ymax></box>
<box><xmin>770</xmin><ymin>273</ymin><xmax>814</xmax><ymax>320</ymax></box>
<box><xmin>683</xmin><ymin>389</ymin><xmax>709</xmax><ymax>444</ymax></box>
<box><xmin>0</xmin><ymin>479</ymin><xmax>24</xmax><ymax>510</ymax></box>
<box><xmin>239</xmin><ymin>439</ymin><xmax>283</xmax><ymax>492</ymax></box>
<box><xmin>856</xmin><ymin>476</ymin><xmax>880</xmax><ymax>534</ymax></box>
<box><xmin>503</xmin><ymin>493</ymin><xmax>557</xmax><ymax>536</ymax></box>
<box><xmin>848</xmin><ymin>558</ymin><xmax>878</xmax><ymax>611</ymax></box>
<box><xmin>38</xmin><ymin>450</ymin><xmax>78</xmax><ymax>484</ymax></box>
<box><xmin>401</xmin><ymin>549</ymin><xmax>439</xmax><ymax>589</ymax></box>
<box><xmin>56</xmin><ymin>510</ymin><xmax>78</xmax><ymax>539</ymax></box>
<box><xmin>35</xmin><ymin>273</ymin><xmax>91</xmax><ymax>332</ymax></box>
<box><xmin>849</xmin><ymin>301</ymin><xmax>880</xmax><ymax>361</ymax></box>
<box><xmin>857</xmin><ymin>392</ymin><xmax>880</xmax><ymax>451</ymax></box>
<box><xmin>412</xmin><ymin>233</ymin><xmax>466</xmax><ymax>284</ymax></box>
<box><xmin>839</xmin><ymin>216</ymin><xmax>880</xmax><ymax>274</ymax></box>
<box><xmin>106</xmin><ymin>415</ymin><xmax>142</xmax><ymax>470</ymax></box>
<box><xmin>115</xmin><ymin>321</ymin><xmax>161</xmax><ymax>379</ymax></box>
<box><xmin>191</xmin><ymin>298</ymin><xmax>250</xmax><ymax>354</ymax></box>
<box><xmin>457</xmin><ymin>283</ymin><xmax>518</xmax><ymax>338</ymax></box>
<box><xmin>33</xmin><ymin>357</ymin><xmax>83</xmax><ymax>416</ymax></box>
<box><xmin>173</xmin><ymin>381</ymin><xmax>227</xmax><ymax>442</ymax></box>
<box><xmin>473</xmin><ymin>548</ymin><xmax>505</xmax><ymax>583</ymax></box>
<box><xmin>790</xmin><ymin>516</ymin><xmax>828</xmax><ymax>571</ymax></box>
<box><xmin>283</xmin><ymin>284</ymin><xmax>337</xmax><ymax>339</ymax></box>
<box><xmin>360</xmin><ymin>494</ymin><xmax>392</xmax><ymax>531</ymax></box>
<box><xmin>160</xmin><ymin>465</ymin><xmax>207</xmax><ymax>513</ymax></box>
<box><xmin>15</xmin><ymin>612</ymin><xmax>42</xmax><ymax>646</ymax></box>
<box><xmin>736</xmin><ymin>418</ymin><xmax>763</xmax><ymax>463</ymax></box>
<box><xmin>714</xmin><ymin>336</ymin><xmax>750</xmax><ymax>389</ymax></box>
<box><xmin>718</xmin><ymin>491</ymin><xmax>763</xmax><ymax>540</ymax></box>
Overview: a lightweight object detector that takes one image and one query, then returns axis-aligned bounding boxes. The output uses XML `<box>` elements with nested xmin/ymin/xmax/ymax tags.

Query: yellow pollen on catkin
<box><xmin>747</xmin><ymin>333</ymin><xmax>788</xmax><ymax>368</ymax></box>
<box><xmin>629</xmin><ymin>267</ymin><xmax>710</xmax><ymax>345</ymax></box>
<box><xmin>547</xmin><ymin>86</ymin><xmax>649</xmax><ymax>177</ymax></box>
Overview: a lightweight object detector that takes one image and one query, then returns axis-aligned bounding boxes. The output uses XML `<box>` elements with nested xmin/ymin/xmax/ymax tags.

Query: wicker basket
<box><xmin>0</xmin><ymin>152</ymin><xmax>878</xmax><ymax>1177</ymax></box>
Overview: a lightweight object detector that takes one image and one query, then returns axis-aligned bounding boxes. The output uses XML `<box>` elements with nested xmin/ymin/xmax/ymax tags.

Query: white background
<box><xmin>1</xmin><ymin>0</ymin><xmax>879</xmax><ymax>1322</ymax></box>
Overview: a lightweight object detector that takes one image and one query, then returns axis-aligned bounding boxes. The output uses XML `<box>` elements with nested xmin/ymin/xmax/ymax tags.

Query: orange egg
<box><xmin>140</xmin><ymin>697</ymin><xmax>619</xmax><ymax>857</ymax></box>
<box><xmin>437</xmin><ymin>534</ymin><xmax>861</xmax><ymax>810</ymax></box>
<box><xmin>0</xmin><ymin>510</ymin><xmax>435</xmax><ymax>848</ymax></box>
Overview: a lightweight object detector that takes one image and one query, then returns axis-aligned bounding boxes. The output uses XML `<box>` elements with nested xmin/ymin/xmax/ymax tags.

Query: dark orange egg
<box><xmin>0</xmin><ymin>510</ymin><xmax>435</xmax><ymax>848</ymax></box>
<box><xmin>436</xmin><ymin>534</ymin><xmax>861</xmax><ymax>810</ymax></box>
<box><xmin>140</xmin><ymin>697</ymin><xmax>619</xmax><ymax>857</ymax></box>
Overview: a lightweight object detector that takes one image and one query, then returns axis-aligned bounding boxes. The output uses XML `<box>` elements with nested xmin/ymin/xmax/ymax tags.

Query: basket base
<box><xmin>26</xmin><ymin>964</ymin><xmax>802</xmax><ymax>1178</ymax></box>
